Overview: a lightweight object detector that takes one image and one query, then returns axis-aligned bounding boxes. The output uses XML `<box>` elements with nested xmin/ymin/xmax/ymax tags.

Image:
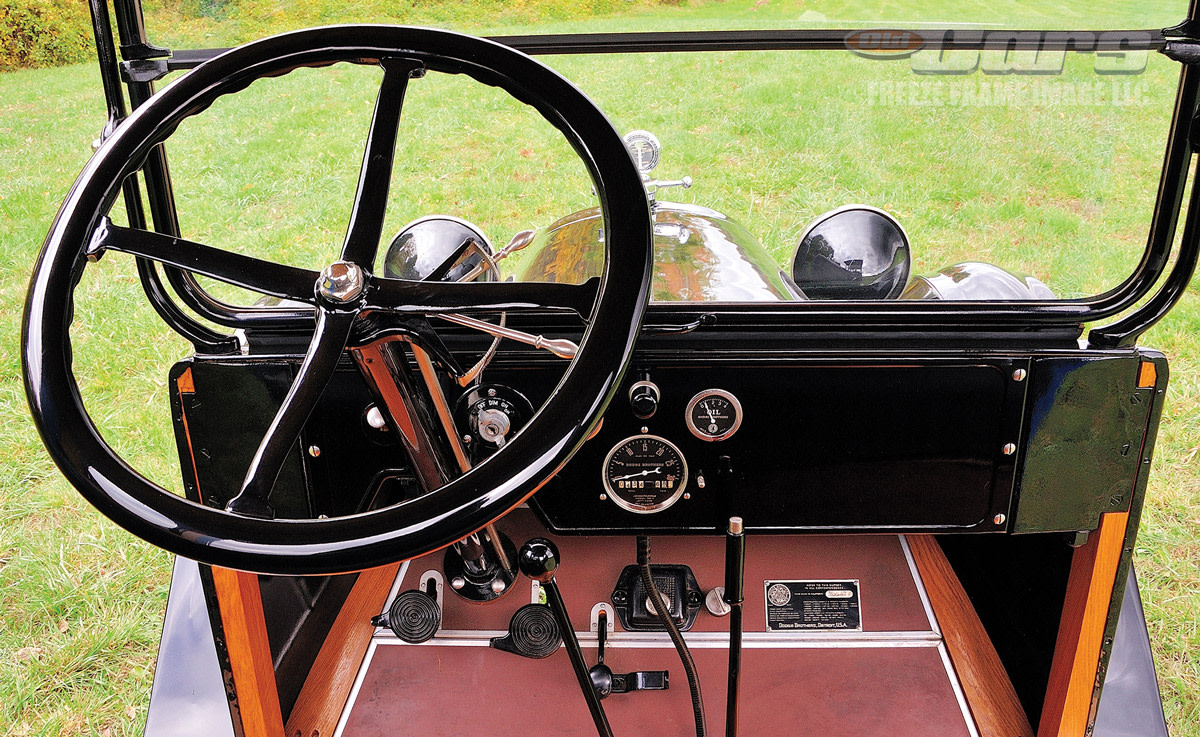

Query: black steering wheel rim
<box><xmin>23</xmin><ymin>25</ymin><xmax>652</xmax><ymax>575</ymax></box>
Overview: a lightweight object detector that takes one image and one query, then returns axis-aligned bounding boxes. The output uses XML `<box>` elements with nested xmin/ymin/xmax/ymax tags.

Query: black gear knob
<box><xmin>518</xmin><ymin>538</ymin><xmax>560</xmax><ymax>583</ymax></box>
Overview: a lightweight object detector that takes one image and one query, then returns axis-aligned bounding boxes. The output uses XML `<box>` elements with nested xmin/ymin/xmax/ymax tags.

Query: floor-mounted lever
<box><xmin>517</xmin><ymin>538</ymin><xmax>615</xmax><ymax>737</ymax></box>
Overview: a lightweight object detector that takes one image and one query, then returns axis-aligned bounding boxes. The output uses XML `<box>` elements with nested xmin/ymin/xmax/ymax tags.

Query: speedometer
<box><xmin>602</xmin><ymin>434</ymin><xmax>688</xmax><ymax>514</ymax></box>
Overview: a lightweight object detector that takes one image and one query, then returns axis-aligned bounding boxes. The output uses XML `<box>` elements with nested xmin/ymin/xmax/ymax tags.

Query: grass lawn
<box><xmin>1</xmin><ymin>0</ymin><xmax>1197</xmax><ymax>734</ymax></box>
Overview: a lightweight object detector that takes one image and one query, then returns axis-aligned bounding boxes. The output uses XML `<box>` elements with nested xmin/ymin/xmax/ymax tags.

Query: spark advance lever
<box><xmin>588</xmin><ymin>609</ymin><xmax>669</xmax><ymax>699</ymax></box>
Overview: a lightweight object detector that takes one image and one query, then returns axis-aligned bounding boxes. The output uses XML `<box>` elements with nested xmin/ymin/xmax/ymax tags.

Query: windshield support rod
<box><xmin>165</xmin><ymin>28</ymin><xmax>1166</xmax><ymax>69</ymax></box>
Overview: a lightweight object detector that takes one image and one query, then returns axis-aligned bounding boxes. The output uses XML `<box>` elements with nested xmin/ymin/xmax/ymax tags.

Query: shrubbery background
<box><xmin>0</xmin><ymin>0</ymin><xmax>686</xmax><ymax>72</ymax></box>
<box><xmin>0</xmin><ymin>0</ymin><xmax>93</xmax><ymax>71</ymax></box>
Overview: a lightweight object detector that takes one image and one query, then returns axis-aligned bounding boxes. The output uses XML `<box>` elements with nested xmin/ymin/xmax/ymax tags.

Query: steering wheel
<box><xmin>23</xmin><ymin>25</ymin><xmax>652</xmax><ymax>575</ymax></box>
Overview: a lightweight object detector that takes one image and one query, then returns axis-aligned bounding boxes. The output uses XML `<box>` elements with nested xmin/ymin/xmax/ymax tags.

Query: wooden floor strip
<box><xmin>212</xmin><ymin>566</ymin><xmax>286</xmax><ymax>737</ymax></box>
<box><xmin>284</xmin><ymin>563</ymin><xmax>401</xmax><ymax>737</ymax></box>
<box><xmin>1037</xmin><ymin>512</ymin><xmax>1129</xmax><ymax>737</ymax></box>
<box><xmin>908</xmin><ymin>534</ymin><xmax>1034</xmax><ymax>737</ymax></box>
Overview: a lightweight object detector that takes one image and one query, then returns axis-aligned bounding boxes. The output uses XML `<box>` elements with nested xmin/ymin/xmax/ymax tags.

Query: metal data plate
<box><xmin>764</xmin><ymin>579</ymin><xmax>862</xmax><ymax>632</ymax></box>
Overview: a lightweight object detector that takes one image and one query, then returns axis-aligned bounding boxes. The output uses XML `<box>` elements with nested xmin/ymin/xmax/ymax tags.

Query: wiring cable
<box><xmin>637</xmin><ymin>535</ymin><xmax>706</xmax><ymax>737</ymax></box>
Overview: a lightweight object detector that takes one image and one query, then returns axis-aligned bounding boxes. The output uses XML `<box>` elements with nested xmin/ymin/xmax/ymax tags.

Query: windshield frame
<box><xmin>95</xmin><ymin>0</ymin><xmax>1200</xmax><ymax>348</ymax></box>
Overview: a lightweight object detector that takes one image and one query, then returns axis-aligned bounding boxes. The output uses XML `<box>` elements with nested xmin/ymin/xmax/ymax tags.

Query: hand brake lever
<box><xmin>518</xmin><ymin>539</ymin><xmax>615</xmax><ymax>737</ymax></box>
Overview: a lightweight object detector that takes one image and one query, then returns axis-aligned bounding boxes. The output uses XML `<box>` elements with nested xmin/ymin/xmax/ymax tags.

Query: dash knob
<box><xmin>518</xmin><ymin>538</ymin><xmax>560</xmax><ymax>583</ymax></box>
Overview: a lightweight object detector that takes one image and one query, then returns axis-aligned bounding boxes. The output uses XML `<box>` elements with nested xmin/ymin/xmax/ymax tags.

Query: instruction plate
<box><xmin>764</xmin><ymin>579</ymin><xmax>861</xmax><ymax>632</ymax></box>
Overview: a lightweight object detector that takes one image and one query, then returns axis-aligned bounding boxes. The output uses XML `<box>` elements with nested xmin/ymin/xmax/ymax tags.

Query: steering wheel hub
<box><xmin>318</xmin><ymin>260</ymin><xmax>366</xmax><ymax>304</ymax></box>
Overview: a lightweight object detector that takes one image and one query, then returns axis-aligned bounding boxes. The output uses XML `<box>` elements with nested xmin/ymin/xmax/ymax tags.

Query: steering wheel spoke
<box><xmin>88</xmin><ymin>217</ymin><xmax>320</xmax><ymax>305</ymax></box>
<box><xmin>367</xmin><ymin>275</ymin><xmax>600</xmax><ymax>318</ymax></box>
<box><xmin>340</xmin><ymin>58</ymin><xmax>424</xmax><ymax>268</ymax></box>
<box><xmin>225</xmin><ymin>309</ymin><xmax>357</xmax><ymax>518</ymax></box>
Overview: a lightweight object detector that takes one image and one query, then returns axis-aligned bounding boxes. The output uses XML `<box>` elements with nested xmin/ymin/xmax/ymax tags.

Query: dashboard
<box><xmin>503</xmin><ymin>354</ymin><xmax>1023</xmax><ymax>534</ymax></box>
<box><xmin>171</xmin><ymin>328</ymin><xmax>1156</xmax><ymax>540</ymax></box>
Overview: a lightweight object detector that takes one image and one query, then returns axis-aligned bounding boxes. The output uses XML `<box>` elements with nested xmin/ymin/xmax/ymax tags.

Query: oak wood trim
<box><xmin>1137</xmin><ymin>360</ymin><xmax>1157</xmax><ymax>389</ymax></box>
<box><xmin>284</xmin><ymin>563</ymin><xmax>401</xmax><ymax>737</ymax></box>
<box><xmin>211</xmin><ymin>566</ymin><xmax>286</xmax><ymax>737</ymax></box>
<box><xmin>174</xmin><ymin>368</ymin><xmax>206</xmax><ymax>503</ymax></box>
<box><xmin>177</xmin><ymin>366</ymin><xmax>195</xmax><ymax>393</ymax></box>
<box><xmin>907</xmin><ymin>534</ymin><xmax>1034</xmax><ymax>737</ymax></box>
<box><xmin>1037</xmin><ymin>512</ymin><xmax>1130</xmax><ymax>737</ymax></box>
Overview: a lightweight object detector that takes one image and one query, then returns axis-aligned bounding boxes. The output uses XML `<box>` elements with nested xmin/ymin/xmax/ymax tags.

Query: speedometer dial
<box><xmin>602</xmin><ymin>435</ymin><xmax>688</xmax><ymax>514</ymax></box>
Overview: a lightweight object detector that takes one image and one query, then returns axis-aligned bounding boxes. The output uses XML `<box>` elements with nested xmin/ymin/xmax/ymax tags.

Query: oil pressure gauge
<box><xmin>685</xmin><ymin>389</ymin><xmax>743</xmax><ymax>441</ymax></box>
<box><xmin>602</xmin><ymin>434</ymin><xmax>688</xmax><ymax>514</ymax></box>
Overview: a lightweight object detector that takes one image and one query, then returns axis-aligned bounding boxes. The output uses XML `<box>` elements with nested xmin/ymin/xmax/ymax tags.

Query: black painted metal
<box><xmin>88</xmin><ymin>0</ymin><xmax>237</xmax><ymax>353</ymax></box>
<box><xmin>938</xmin><ymin>533</ymin><xmax>1075</xmax><ymax>724</ymax></box>
<box><xmin>110</xmin><ymin>0</ymin><xmax>166</xmax><ymax>61</ymax></box>
<box><xmin>170</xmin><ymin>358</ymin><xmax>414</xmax><ymax>518</ymax></box>
<box><xmin>172</xmin><ymin>337</ymin><xmax>1173</xmax><ymax>545</ymax></box>
<box><xmin>24</xmin><ymin>25</ymin><xmax>652</xmax><ymax>574</ymax></box>
<box><xmin>531</xmin><ymin>357</ymin><xmax>1025</xmax><ymax>534</ymax></box>
<box><xmin>1090</xmin><ymin>150</ymin><xmax>1200</xmax><ymax>345</ymax></box>
<box><xmin>1012</xmin><ymin>355</ymin><xmax>1157</xmax><ymax>534</ymax></box>
<box><xmin>1090</xmin><ymin>62</ymin><xmax>1200</xmax><ymax>347</ymax></box>
<box><xmin>108</xmin><ymin>0</ymin><xmax>273</xmax><ymax>340</ymax></box>
<box><xmin>86</xmin><ymin>0</ymin><xmax>128</xmax><ymax>146</ymax></box>
<box><xmin>259</xmin><ymin>573</ymin><xmax>358</xmax><ymax>719</ymax></box>
<box><xmin>109</xmin><ymin>0</ymin><xmax>316</xmax><ymax>333</ymax></box>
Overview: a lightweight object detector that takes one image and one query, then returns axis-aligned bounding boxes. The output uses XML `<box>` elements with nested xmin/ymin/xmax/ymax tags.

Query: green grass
<box><xmin>2</xmin><ymin>1</ymin><xmax>1198</xmax><ymax>734</ymax></box>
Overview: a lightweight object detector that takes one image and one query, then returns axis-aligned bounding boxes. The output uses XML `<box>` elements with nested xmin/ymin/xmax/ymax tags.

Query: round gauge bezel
<box><xmin>685</xmin><ymin>389</ymin><xmax>743</xmax><ymax>442</ymax></box>
<box><xmin>601</xmin><ymin>434</ymin><xmax>689</xmax><ymax>514</ymax></box>
<box><xmin>623</xmin><ymin>130</ymin><xmax>661</xmax><ymax>173</ymax></box>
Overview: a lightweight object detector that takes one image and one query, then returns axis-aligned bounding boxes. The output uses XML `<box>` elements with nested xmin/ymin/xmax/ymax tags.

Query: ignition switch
<box><xmin>454</xmin><ymin>384</ymin><xmax>533</xmax><ymax>461</ymax></box>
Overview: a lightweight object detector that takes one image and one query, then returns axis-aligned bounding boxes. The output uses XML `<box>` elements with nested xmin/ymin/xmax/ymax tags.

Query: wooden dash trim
<box><xmin>1137</xmin><ymin>361</ymin><xmax>1157</xmax><ymax>389</ymax></box>
<box><xmin>907</xmin><ymin>535</ymin><xmax>1034</xmax><ymax>737</ymax></box>
<box><xmin>177</xmin><ymin>366</ymin><xmax>196</xmax><ymax>393</ymax></box>
<box><xmin>1037</xmin><ymin>512</ymin><xmax>1129</xmax><ymax>737</ymax></box>
<box><xmin>212</xmin><ymin>567</ymin><xmax>286</xmax><ymax>737</ymax></box>
<box><xmin>175</xmin><ymin>368</ymin><xmax>205</xmax><ymax>503</ymax></box>
<box><xmin>284</xmin><ymin>563</ymin><xmax>401</xmax><ymax>737</ymax></box>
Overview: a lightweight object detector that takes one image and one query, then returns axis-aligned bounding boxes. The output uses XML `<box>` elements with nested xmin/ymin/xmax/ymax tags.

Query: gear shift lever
<box><xmin>518</xmin><ymin>539</ymin><xmax>615</xmax><ymax>737</ymax></box>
